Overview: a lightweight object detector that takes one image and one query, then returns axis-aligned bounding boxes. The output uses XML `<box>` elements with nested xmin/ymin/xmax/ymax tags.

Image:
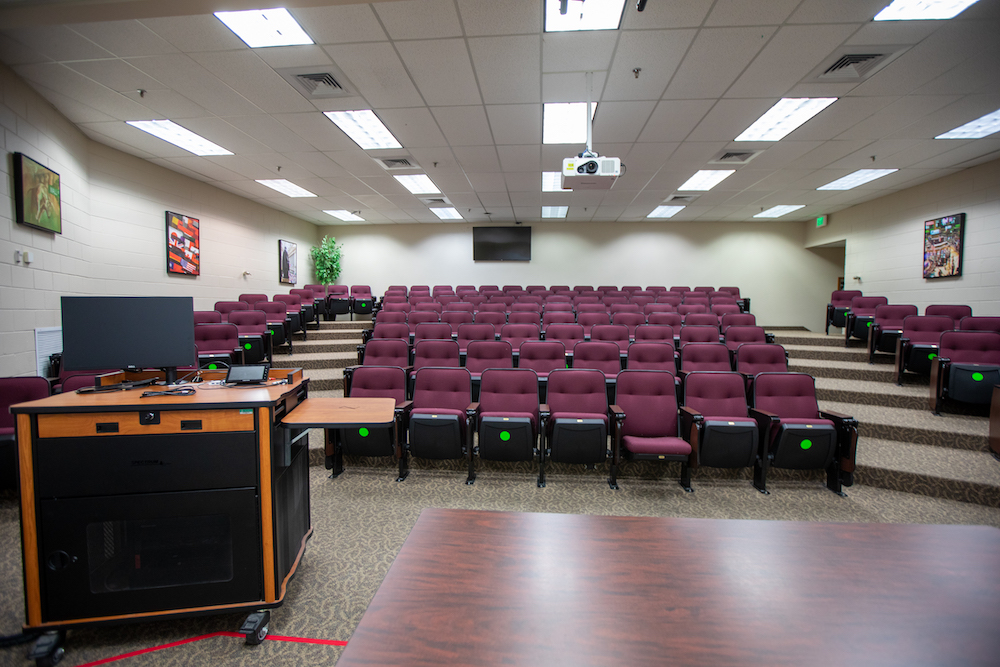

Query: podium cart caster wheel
<box><xmin>240</xmin><ymin>610</ymin><xmax>270</xmax><ymax>645</ymax></box>
<box><xmin>29</xmin><ymin>631</ymin><xmax>65</xmax><ymax>667</ymax></box>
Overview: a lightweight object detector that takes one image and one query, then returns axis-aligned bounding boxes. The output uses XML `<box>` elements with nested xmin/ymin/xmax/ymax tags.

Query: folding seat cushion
<box><xmin>931</xmin><ymin>331</ymin><xmax>1000</xmax><ymax>411</ymax></box>
<box><xmin>408</xmin><ymin>368</ymin><xmax>473</xmax><ymax>478</ymax></box>
<box><xmin>680</xmin><ymin>371</ymin><xmax>758</xmax><ymax>469</ymax></box>
<box><xmin>895</xmin><ymin>315</ymin><xmax>955</xmax><ymax>383</ymax></box>
<box><xmin>543</xmin><ymin>369</ymin><xmax>610</xmax><ymax>471</ymax></box>
<box><xmin>609</xmin><ymin>369</ymin><xmax>692</xmax><ymax>491</ymax></box>
<box><xmin>750</xmin><ymin>373</ymin><xmax>857</xmax><ymax>495</ymax></box>
<box><xmin>868</xmin><ymin>304</ymin><xmax>918</xmax><ymax>361</ymax></box>
<box><xmin>826</xmin><ymin>290</ymin><xmax>862</xmax><ymax>333</ymax></box>
<box><xmin>925</xmin><ymin>304</ymin><xmax>972</xmax><ymax>325</ymax></box>
<box><xmin>845</xmin><ymin>295</ymin><xmax>888</xmax><ymax>343</ymax></box>
<box><xmin>473</xmin><ymin>368</ymin><xmax>541</xmax><ymax>483</ymax></box>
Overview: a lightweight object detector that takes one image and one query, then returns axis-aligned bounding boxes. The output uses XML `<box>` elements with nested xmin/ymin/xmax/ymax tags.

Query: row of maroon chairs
<box><xmin>331</xmin><ymin>366</ymin><xmax>855</xmax><ymax>496</ymax></box>
<box><xmin>385</xmin><ymin>285</ymin><xmax>741</xmax><ymax>295</ymax></box>
<box><xmin>379</xmin><ymin>299</ymin><xmax>744</xmax><ymax>319</ymax></box>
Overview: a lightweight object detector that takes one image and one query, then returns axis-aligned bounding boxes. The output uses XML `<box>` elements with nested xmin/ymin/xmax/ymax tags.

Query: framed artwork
<box><xmin>279</xmin><ymin>239</ymin><xmax>297</xmax><ymax>285</ymax></box>
<box><xmin>13</xmin><ymin>152</ymin><xmax>62</xmax><ymax>233</ymax></box>
<box><xmin>923</xmin><ymin>213</ymin><xmax>964</xmax><ymax>279</ymax></box>
<box><xmin>166</xmin><ymin>211</ymin><xmax>200</xmax><ymax>276</ymax></box>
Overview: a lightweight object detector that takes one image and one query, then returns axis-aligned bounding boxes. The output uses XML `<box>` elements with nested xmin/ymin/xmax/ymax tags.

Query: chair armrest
<box><xmin>678</xmin><ymin>404</ymin><xmax>703</xmax><ymax>445</ymax></box>
<box><xmin>608</xmin><ymin>404</ymin><xmax>625</xmax><ymax>420</ymax></box>
<box><xmin>764</xmin><ymin>332</ymin><xmax>775</xmax><ymax>344</ymax></box>
<box><xmin>748</xmin><ymin>407</ymin><xmax>778</xmax><ymax>439</ymax></box>
<box><xmin>820</xmin><ymin>410</ymin><xmax>854</xmax><ymax>422</ymax></box>
<box><xmin>395</xmin><ymin>400</ymin><xmax>413</xmax><ymax>413</ymax></box>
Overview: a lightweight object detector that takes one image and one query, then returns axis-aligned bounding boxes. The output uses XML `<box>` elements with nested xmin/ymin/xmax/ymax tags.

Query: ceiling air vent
<box><xmin>419</xmin><ymin>196</ymin><xmax>451</xmax><ymax>206</ymax></box>
<box><xmin>374</xmin><ymin>156</ymin><xmax>420</xmax><ymax>171</ymax></box>
<box><xmin>709</xmin><ymin>150</ymin><xmax>761</xmax><ymax>165</ymax></box>
<box><xmin>666</xmin><ymin>194</ymin><xmax>700</xmax><ymax>204</ymax></box>
<box><xmin>821</xmin><ymin>54</ymin><xmax>887</xmax><ymax>79</ymax></box>
<box><xmin>276</xmin><ymin>65</ymin><xmax>355</xmax><ymax>99</ymax></box>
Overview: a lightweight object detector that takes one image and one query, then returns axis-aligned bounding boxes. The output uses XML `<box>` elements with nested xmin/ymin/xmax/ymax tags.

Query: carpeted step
<box><xmin>789</xmin><ymin>358</ymin><xmax>899</xmax><ymax>383</ymax></box>
<box><xmin>303</xmin><ymin>368</ymin><xmax>345</xmax><ymax>393</ymax></box>
<box><xmin>856</xmin><ymin>437</ymin><xmax>1000</xmax><ymax>506</ymax></box>
<box><xmin>272</xmin><ymin>350</ymin><xmax>357</xmax><ymax>370</ymax></box>
<box><xmin>782</xmin><ymin>344</ymin><xmax>890</xmax><ymax>364</ymax></box>
<box><xmin>275</xmin><ymin>339</ymin><xmax>361</xmax><ymax>354</ymax></box>
<box><xmin>819</xmin><ymin>400</ymin><xmax>988</xmax><ymax>451</ymax></box>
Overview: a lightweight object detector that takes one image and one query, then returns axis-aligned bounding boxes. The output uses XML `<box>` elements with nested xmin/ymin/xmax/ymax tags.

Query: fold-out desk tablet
<box><xmin>282</xmin><ymin>397</ymin><xmax>397</xmax><ymax>476</ymax></box>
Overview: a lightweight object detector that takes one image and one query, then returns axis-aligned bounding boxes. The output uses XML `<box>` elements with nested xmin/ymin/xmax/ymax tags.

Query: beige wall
<box><xmin>332</xmin><ymin>219</ymin><xmax>845</xmax><ymax>331</ymax></box>
<box><xmin>0</xmin><ymin>63</ymin><xmax>319</xmax><ymax>377</ymax></box>
<box><xmin>805</xmin><ymin>159</ymin><xmax>1000</xmax><ymax>315</ymax></box>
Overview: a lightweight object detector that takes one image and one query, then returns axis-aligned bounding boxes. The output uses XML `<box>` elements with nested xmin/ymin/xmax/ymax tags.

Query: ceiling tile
<box><xmin>844</xmin><ymin>20</ymin><xmax>939</xmax><ymax>46</ymax></box>
<box><xmin>64</xmin><ymin>59</ymin><xmax>163</xmax><ymax>94</ymax></box>
<box><xmin>458</xmin><ymin>0</ymin><xmax>541</xmax><ymax>36</ymax></box>
<box><xmin>541</xmin><ymin>31</ymin><xmax>618</xmax><ymax>73</ymax></box>
<box><xmin>468</xmin><ymin>35</ymin><xmax>540</xmax><ymax>105</ymax></box>
<box><xmin>396</xmin><ymin>39</ymin><xmax>482</xmax><ymax>106</ymax></box>
<box><xmin>466</xmin><ymin>172</ymin><xmax>508</xmax><ymax>192</ymax></box>
<box><xmin>326</xmin><ymin>149</ymin><xmax>389</xmax><ymax>177</ymax></box>
<box><xmin>542</xmin><ymin>71</ymin><xmax>608</xmax><ymax>103</ymax></box>
<box><xmin>15</xmin><ymin>63</ymin><xmax>153</xmax><ymax>120</ymax></box>
<box><xmin>127</xmin><ymin>54</ymin><xmax>263</xmax><ymax>116</ymax></box>
<box><xmin>787</xmin><ymin>0</ymin><xmax>888</xmax><ymax>23</ymax></box>
<box><xmin>27</xmin><ymin>85</ymin><xmax>116</xmax><ymax>124</ymax></box>
<box><xmin>322</xmin><ymin>42</ymin><xmax>424</xmax><ymax>108</ymax></box>
<box><xmin>486</xmin><ymin>104</ymin><xmax>541</xmax><ymax>145</ymax></box>
<box><xmin>189</xmin><ymin>51</ymin><xmax>315</xmax><ymax>114</ymax></box>
<box><xmin>664</xmin><ymin>27</ymin><xmax>776</xmax><ymax>100</ymax></box>
<box><xmin>274</xmin><ymin>112</ymin><xmax>357</xmax><ymax>152</ymax></box>
<box><xmin>293</xmin><ymin>4</ymin><xmax>387</xmax><ymax>44</ymax></box>
<box><xmin>70</xmin><ymin>20</ymin><xmax>177</xmax><ymax>58</ymax></box>
<box><xmin>789</xmin><ymin>96</ymin><xmax>896</xmax><ymax>142</ymax></box>
<box><xmin>373</xmin><ymin>0</ymin><xmax>463</xmax><ymax>40</ymax></box>
<box><xmin>81</xmin><ymin>120</ymin><xmax>187</xmax><ymax>158</ymax></box>
<box><xmin>0</xmin><ymin>33</ymin><xmax>50</xmax><ymax>65</ymax></box>
<box><xmin>835</xmin><ymin>95</ymin><xmax>959</xmax><ymax>141</ymax></box>
<box><xmin>509</xmin><ymin>191</ymin><xmax>541</xmax><ymax>206</ymax></box>
<box><xmin>785</xmin><ymin>139</ymin><xmax>877</xmax><ymax>169</ymax></box>
<box><xmin>406</xmin><ymin>147</ymin><xmax>463</xmax><ymax>172</ymax></box>
<box><xmin>889</xmin><ymin>93</ymin><xmax>1000</xmax><ymax>140</ymax></box>
<box><xmin>253</xmin><ymin>46</ymin><xmax>333</xmax><ymax>70</ymax></box>
<box><xmin>592</xmin><ymin>100</ymin><xmax>656</xmax><ymax>144</ymax></box>
<box><xmin>620</xmin><ymin>0</ymin><xmax>714</xmax><ymax>28</ymax></box>
<box><xmin>725</xmin><ymin>24</ymin><xmax>858</xmax><ymax>99</ymax></box>
<box><xmin>688</xmin><ymin>98</ymin><xmax>775</xmax><ymax>142</ymax></box>
<box><xmin>624</xmin><ymin>144</ymin><xmax>679</xmax><ymax>172</ymax></box>
<box><xmin>431</xmin><ymin>105</ymin><xmax>494</xmax><ymax>146</ymax></box>
<box><xmin>638</xmin><ymin>99</ymin><xmax>715</xmax><ymax>143</ymax></box>
<box><xmin>279</xmin><ymin>151</ymin><xmax>351</xmax><ymax>178</ymax></box>
<box><xmin>118</xmin><ymin>89</ymin><xmax>209</xmax><ymax>120</ymax></box>
<box><xmin>453</xmin><ymin>145</ymin><xmax>501</xmax><ymax>172</ymax></box>
<box><xmin>139</xmin><ymin>15</ymin><xmax>248</xmax><ymax>52</ymax></box>
<box><xmin>163</xmin><ymin>156</ymin><xmax>246</xmax><ymax>182</ymax></box>
<box><xmin>223</xmin><ymin>115</ymin><xmax>316</xmax><ymax>153</ymax></box>
<box><xmin>603</xmin><ymin>29</ymin><xmax>696</xmax><ymax>101</ymax></box>
<box><xmin>504</xmin><ymin>172</ymin><xmax>538</xmax><ymax>192</ymax></box>
<box><xmin>179</xmin><ymin>117</ymin><xmax>272</xmax><ymax>154</ymax></box>
<box><xmin>3</xmin><ymin>25</ymin><xmax>113</xmax><ymax>61</ymax></box>
<box><xmin>497</xmin><ymin>145</ymin><xmax>541</xmax><ymax>172</ymax></box>
<box><xmin>376</xmin><ymin>107</ymin><xmax>448</xmax><ymax>147</ymax></box>
<box><xmin>705</xmin><ymin>0</ymin><xmax>800</xmax><ymax>26</ymax></box>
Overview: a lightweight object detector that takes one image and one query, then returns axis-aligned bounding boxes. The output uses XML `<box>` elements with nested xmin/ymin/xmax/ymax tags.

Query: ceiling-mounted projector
<box><xmin>562</xmin><ymin>156</ymin><xmax>621</xmax><ymax>190</ymax></box>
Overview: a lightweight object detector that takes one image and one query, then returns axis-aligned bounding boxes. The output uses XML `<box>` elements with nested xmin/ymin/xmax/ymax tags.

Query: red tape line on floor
<box><xmin>75</xmin><ymin>631</ymin><xmax>348</xmax><ymax>666</ymax></box>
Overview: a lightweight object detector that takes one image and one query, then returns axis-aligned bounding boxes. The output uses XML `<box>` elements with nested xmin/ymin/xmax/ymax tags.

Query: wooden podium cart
<box><xmin>12</xmin><ymin>369</ymin><xmax>312</xmax><ymax>665</ymax></box>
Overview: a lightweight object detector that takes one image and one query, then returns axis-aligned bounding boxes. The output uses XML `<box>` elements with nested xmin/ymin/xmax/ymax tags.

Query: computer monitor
<box><xmin>61</xmin><ymin>296</ymin><xmax>196</xmax><ymax>384</ymax></box>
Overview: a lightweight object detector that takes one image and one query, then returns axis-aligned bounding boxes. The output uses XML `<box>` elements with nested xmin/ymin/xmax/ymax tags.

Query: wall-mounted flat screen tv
<box><xmin>473</xmin><ymin>226</ymin><xmax>531</xmax><ymax>261</ymax></box>
<box><xmin>923</xmin><ymin>212</ymin><xmax>964</xmax><ymax>279</ymax></box>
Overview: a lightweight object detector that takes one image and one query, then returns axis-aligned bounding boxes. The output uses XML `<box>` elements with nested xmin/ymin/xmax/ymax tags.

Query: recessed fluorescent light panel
<box><xmin>324</xmin><ymin>110</ymin><xmax>402</xmax><ymax>150</ymax></box>
<box><xmin>542</xmin><ymin>171</ymin><xmax>573</xmax><ymax>192</ymax></box>
<box><xmin>542</xmin><ymin>206</ymin><xmax>569</xmax><ymax>218</ymax></box>
<box><xmin>647</xmin><ymin>205</ymin><xmax>685</xmax><ymax>219</ymax></box>
<box><xmin>545</xmin><ymin>0</ymin><xmax>627</xmax><ymax>32</ymax></box>
<box><xmin>255</xmin><ymin>179</ymin><xmax>317</xmax><ymax>197</ymax></box>
<box><xmin>394</xmin><ymin>174</ymin><xmax>440</xmax><ymax>195</ymax></box>
<box><xmin>214</xmin><ymin>8</ymin><xmax>313</xmax><ymax>48</ymax></box>
<box><xmin>324</xmin><ymin>210</ymin><xmax>365</xmax><ymax>221</ymax></box>
<box><xmin>817</xmin><ymin>169</ymin><xmax>898</xmax><ymax>190</ymax></box>
<box><xmin>874</xmin><ymin>0</ymin><xmax>980</xmax><ymax>21</ymax></box>
<box><xmin>753</xmin><ymin>205</ymin><xmax>806</xmax><ymax>218</ymax></box>
<box><xmin>126</xmin><ymin>120</ymin><xmax>232</xmax><ymax>156</ymax></box>
<box><xmin>736</xmin><ymin>98</ymin><xmax>837</xmax><ymax>142</ymax></box>
<box><xmin>935</xmin><ymin>108</ymin><xmax>1000</xmax><ymax>139</ymax></box>
<box><xmin>543</xmin><ymin>103</ymin><xmax>597</xmax><ymax>144</ymax></box>
<box><xmin>430</xmin><ymin>207</ymin><xmax>463</xmax><ymax>220</ymax></box>
<box><xmin>678</xmin><ymin>170</ymin><xmax>735</xmax><ymax>191</ymax></box>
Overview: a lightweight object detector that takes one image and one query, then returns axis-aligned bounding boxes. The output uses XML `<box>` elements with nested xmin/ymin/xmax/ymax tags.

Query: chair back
<box><xmin>348</xmin><ymin>366</ymin><xmax>406</xmax><ymax>404</ymax></box>
<box><xmin>753</xmin><ymin>372</ymin><xmax>820</xmax><ymax>419</ymax></box>
<box><xmin>626</xmin><ymin>342</ymin><xmax>677</xmax><ymax>372</ymax></box>
<box><xmin>615</xmin><ymin>370</ymin><xmax>678</xmax><ymax>438</ymax></box>
<box><xmin>680</xmin><ymin>343</ymin><xmax>731</xmax><ymax>372</ymax></box>
<box><xmin>362</xmin><ymin>339</ymin><xmax>410</xmax><ymax>367</ymax></box>
<box><xmin>938</xmin><ymin>331</ymin><xmax>1000</xmax><ymax>365</ymax></box>
<box><xmin>684</xmin><ymin>371</ymin><xmax>750</xmax><ymax>417</ymax></box>
<box><xmin>0</xmin><ymin>377</ymin><xmax>50</xmax><ymax>431</ymax></box>
<box><xmin>518</xmin><ymin>341</ymin><xmax>566</xmax><ymax>377</ymax></box>
<box><xmin>734</xmin><ymin>344</ymin><xmax>788</xmax><ymax>376</ymax></box>
<box><xmin>465</xmin><ymin>341</ymin><xmax>514</xmax><ymax>376</ymax></box>
<box><xmin>411</xmin><ymin>367</ymin><xmax>471</xmax><ymax>411</ymax></box>
<box><xmin>546</xmin><ymin>369</ymin><xmax>607</xmax><ymax>415</ymax></box>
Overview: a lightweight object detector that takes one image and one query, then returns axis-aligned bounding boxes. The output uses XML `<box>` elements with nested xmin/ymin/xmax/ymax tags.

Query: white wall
<box><xmin>332</xmin><ymin>220</ymin><xmax>844</xmax><ymax>331</ymax></box>
<box><xmin>0</xmin><ymin>63</ymin><xmax>320</xmax><ymax>377</ymax></box>
<box><xmin>805</xmin><ymin>159</ymin><xmax>1000</xmax><ymax>315</ymax></box>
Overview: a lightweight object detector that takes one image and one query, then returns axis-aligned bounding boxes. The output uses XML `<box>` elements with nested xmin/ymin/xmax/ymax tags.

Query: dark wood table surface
<box><xmin>336</xmin><ymin>509</ymin><xmax>1000</xmax><ymax>666</ymax></box>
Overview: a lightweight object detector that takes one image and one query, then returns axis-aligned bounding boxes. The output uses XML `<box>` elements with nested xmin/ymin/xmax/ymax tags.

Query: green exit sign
<box><xmin>816</xmin><ymin>215</ymin><xmax>827</xmax><ymax>228</ymax></box>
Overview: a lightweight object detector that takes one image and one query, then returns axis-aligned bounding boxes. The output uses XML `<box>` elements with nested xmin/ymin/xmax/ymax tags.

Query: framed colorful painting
<box><xmin>923</xmin><ymin>213</ymin><xmax>964</xmax><ymax>279</ymax></box>
<box><xmin>279</xmin><ymin>239</ymin><xmax>297</xmax><ymax>285</ymax></box>
<box><xmin>13</xmin><ymin>153</ymin><xmax>62</xmax><ymax>233</ymax></box>
<box><xmin>166</xmin><ymin>211</ymin><xmax>200</xmax><ymax>276</ymax></box>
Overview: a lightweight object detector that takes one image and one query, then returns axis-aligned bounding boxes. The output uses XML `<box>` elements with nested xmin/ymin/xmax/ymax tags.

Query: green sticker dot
<box><xmin>972</xmin><ymin>372</ymin><xmax>984</xmax><ymax>382</ymax></box>
<box><xmin>928</xmin><ymin>353</ymin><xmax>937</xmax><ymax>360</ymax></box>
<box><xmin>866</xmin><ymin>321</ymin><xmax>872</xmax><ymax>328</ymax></box>
<box><xmin>208</xmin><ymin>363</ymin><xmax>218</xmax><ymax>370</ymax></box>
<box><xmin>500</xmin><ymin>431</ymin><xmax>511</xmax><ymax>441</ymax></box>
<box><xmin>270</xmin><ymin>329</ymin><xmax>276</xmax><ymax>335</ymax></box>
<box><xmin>244</xmin><ymin>343</ymin><xmax>252</xmax><ymax>350</ymax></box>
<box><xmin>800</xmin><ymin>439</ymin><xmax>813</xmax><ymax>450</ymax></box>
<box><xmin>359</xmin><ymin>427</ymin><xmax>370</xmax><ymax>437</ymax></box>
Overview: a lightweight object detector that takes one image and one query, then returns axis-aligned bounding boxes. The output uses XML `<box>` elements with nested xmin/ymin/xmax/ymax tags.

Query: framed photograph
<box><xmin>279</xmin><ymin>239</ymin><xmax>297</xmax><ymax>285</ymax></box>
<box><xmin>166</xmin><ymin>211</ymin><xmax>200</xmax><ymax>276</ymax></box>
<box><xmin>13</xmin><ymin>152</ymin><xmax>62</xmax><ymax>233</ymax></box>
<box><xmin>923</xmin><ymin>213</ymin><xmax>965</xmax><ymax>279</ymax></box>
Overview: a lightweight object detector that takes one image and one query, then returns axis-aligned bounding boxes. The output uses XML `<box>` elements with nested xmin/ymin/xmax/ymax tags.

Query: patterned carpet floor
<box><xmin>1</xmin><ymin>462</ymin><xmax>998</xmax><ymax>667</ymax></box>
